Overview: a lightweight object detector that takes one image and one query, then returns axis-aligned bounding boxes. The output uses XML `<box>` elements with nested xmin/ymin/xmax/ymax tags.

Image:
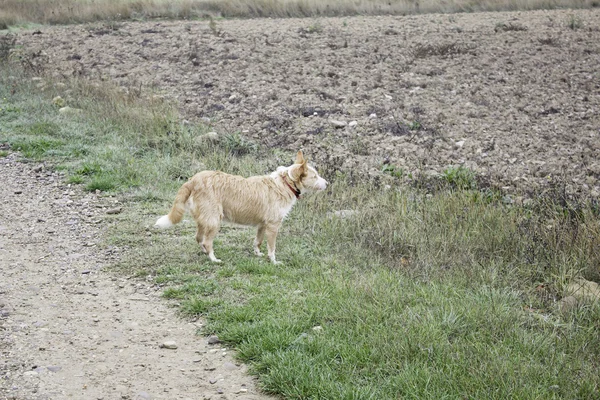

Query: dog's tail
<box><xmin>155</xmin><ymin>182</ymin><xmax>192</xmax><ymax>229</ymax></box>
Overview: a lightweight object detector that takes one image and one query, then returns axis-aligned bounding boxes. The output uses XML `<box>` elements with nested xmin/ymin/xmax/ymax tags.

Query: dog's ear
<box><xmin>289</xmin><ymin>162</ymin><xmax>306</xmax><ymax>182</ymax></box>
<box><xmin>295</xmin><ymin>150</ymin><xmax>306</xmax><ymax>165</ymax></box>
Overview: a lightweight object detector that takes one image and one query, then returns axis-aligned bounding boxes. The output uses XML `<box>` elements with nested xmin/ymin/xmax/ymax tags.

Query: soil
<box><xmin>0</xmin><ymin>154</ymin><xmax>271</xmax><ymax>399</ymax></box>
<box><xmin>14</xmin><ymin>8</ymin><xmax>600</xmax><ymax>198</ymax></box>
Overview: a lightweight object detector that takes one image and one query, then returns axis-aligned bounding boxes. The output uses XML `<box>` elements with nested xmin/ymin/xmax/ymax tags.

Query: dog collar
<box><xmin>283</xmin><ymin>176</ymin><xmax>301</xmax><ymax>199</ymax></box>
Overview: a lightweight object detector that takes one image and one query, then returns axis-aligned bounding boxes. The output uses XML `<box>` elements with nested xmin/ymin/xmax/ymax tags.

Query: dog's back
<box><xmin>189</xmin><ymin>171</ymin><xmax>291</xmax><ymax>226</ymax></box>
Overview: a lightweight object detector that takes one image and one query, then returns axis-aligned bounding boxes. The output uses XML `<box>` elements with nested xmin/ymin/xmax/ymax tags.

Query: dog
<box><xmin>155</xmin><ymin>151</ymin><xmax>328</xmax><ymax>264</ymax></box>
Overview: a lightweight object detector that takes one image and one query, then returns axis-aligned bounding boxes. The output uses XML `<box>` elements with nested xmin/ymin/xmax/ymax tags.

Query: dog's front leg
<box><xmin>265</xmin><ymin>223</ymin><xmax>281</xmax><ymax>265</ymax></box>
<box><xmin>254</xmin><ymin>225</ymin><xmax>266</xmax><ymax>257</ymax></box>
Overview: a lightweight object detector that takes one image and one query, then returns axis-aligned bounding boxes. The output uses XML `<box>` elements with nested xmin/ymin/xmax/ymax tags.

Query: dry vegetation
<box><xmin>0</xmin><ymin>0</ymin><xmax>597</xmax><ymax>27</ymax></box>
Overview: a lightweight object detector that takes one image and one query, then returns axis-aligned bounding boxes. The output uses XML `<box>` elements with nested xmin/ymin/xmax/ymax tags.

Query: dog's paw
<box><xmin>154</xmin><ymin>215</ymin><xmax>173</xmax><ymax>229</ymax></box>
<box><xmin>254</xmin><ymin>250</ymin><xmax>264</xmax><ymax>257</ymax></box>
<box><xmin>209</xmin><ymin>254</ymin><xmax>222</xmax><ymax>263</ymax></box>
<box><xmin>271</xmin><ymin>260</ymin><xmax>282</xmax><ymax>265</ymax></box>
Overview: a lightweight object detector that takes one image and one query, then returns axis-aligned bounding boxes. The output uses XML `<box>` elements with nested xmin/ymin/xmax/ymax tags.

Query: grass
<box><xmin>1</xmin><ymin>62</ymin><xmax>600</xmax><ymax>399</ymax></box>
<box><xmin>0</xmin><ymin>0</ymin><xmax>597</xmax><ymax>28</ymax></box>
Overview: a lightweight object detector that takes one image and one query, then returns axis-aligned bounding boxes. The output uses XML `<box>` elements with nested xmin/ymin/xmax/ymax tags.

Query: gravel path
<box><xmin>0</xmin><ymin>154</ymin><xmax>270</xmax><ymax>400</ymax></box>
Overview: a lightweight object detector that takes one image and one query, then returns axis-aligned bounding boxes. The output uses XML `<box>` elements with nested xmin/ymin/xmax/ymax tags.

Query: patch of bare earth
<box><xmin>0</xmin><ymin>154</ymin><xmax>270</xmax><ymax>399</ymax></box>
<box><xmin>15</xmin><ymin>9</ymin><xmax>600</xmax><ymax>198</ymax></box>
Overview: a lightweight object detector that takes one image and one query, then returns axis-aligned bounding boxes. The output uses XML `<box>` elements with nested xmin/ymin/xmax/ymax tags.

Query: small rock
<box><xmin>217</xmin><ymin>389</ymin><xmax>224</xmax><ymax>394</ymax></box>
<box><xmin>330</xmin><ymin>120</ymin><xmax>347</xmax><ymax>128</ymax></box>
<box><xmin>223</xmin><ymin>362</ymin><xmax>237</xmax><ymax>370</ymax></box>
<box><xmin>46</xmin><ymin>366</ymin><xmax>62</xmax><ymax>373</ymax></box>
<box><xmin>312</xmin><ymin>325</ymin><xmax>323</xmax><ymax>332</ymax></box>
<box><xmin>81</xmin><ymin>270</ymin><xmax>91</xmax><ymax>274</ymax></box>
<box><xmin>106</xmin><ymin>207</ymin><xmax>122</xmax><ymax>215</ymax></box>
<box><xmin>160</xmin><ymin>341</ymin><xmax>178</xmax><ymax>350</ymax></box>
<box><xmin>14</xmin><ymin>190</ymin><xmax>22</xmax><ymax>194</ymax></box>
<box><xmin>207</xmin><ymin>335</ymin><xmax>220</xmax><ymax>345</ymax></box>
<box><xmin>33</xmin><ymin>164</ymin><xmax>44</xmax><ymax>173</ymax></box>
<box><xmin>455</xmin><ymin>140</ymin><xmax>465</xmax><ymax>148</ymax></box>
<box><xmin>195</xmin><ymin>132</ymin><xmax>219</xmax><ymax>145</ymax></box>
<box><xmin>209</xmin><ymin>378</ymin><xmax>218</xmax><ymax>384</ymax></box>
<box><xmin>369</xmin><ymin>113</ymin><xmax>377</xmax><ymax>118</ymax></box>
<box><xmin>348</xmin><ymin>121</ymin><xmax>358</xmax><ymax>127</ymax></box>
<box><xmin>52</xmin><ymin>96</ymin><xmax>65</xmax><ymax>107</ymax></box>
<box><xmin>59</xmin><ymin>106</ymin><xmax>83</xmax><ymax>116</ymax></box>
<box><xmin>566</xmin><ymin>278</ymin><xmax>600</xmax><ymax>302</ymax></box>
<box><xmin>23</xmin><ymin>371</ymin><xmax>39</xmax><ymax>377</ymax></box>
<box><xmin>205</xmin><ymin>132</ymin><xmax>219</xmax><ymax>141</ymax></box>
<box><xmin>328</xmin><ymin>209</ymin><xmax>357</xmax><ymax>219</ymax></box>
<box><xmin>558</xmin><ymin>296</ymin><xmax>577</xmax><ymax>313</ymax></box>
<box><xmin>424</xmin><ymin>170</ymin><xmax>441</xmax><ymax>178</ymax></box>
<box><xmin>135</xmin><ymin>391</ymin><xmax>152</xmax><ymax>400</ymax></box>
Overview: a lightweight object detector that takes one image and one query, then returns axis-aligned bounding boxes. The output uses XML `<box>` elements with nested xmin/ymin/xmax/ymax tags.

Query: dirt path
<box><xmin>0</xmin><ymin>154</ymin><xmax>270</xmax><ymax>399</ymax></box>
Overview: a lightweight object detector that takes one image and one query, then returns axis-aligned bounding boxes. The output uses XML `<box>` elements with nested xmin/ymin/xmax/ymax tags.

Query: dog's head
<box><xmin>287</xmin><ymin>151</ymin><xmax>328</xmax><ymax>193</ymax></box>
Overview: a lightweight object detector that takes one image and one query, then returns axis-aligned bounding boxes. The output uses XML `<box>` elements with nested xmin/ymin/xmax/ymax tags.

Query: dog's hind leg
<box><xmin>253</xmin><ymin>225</ymin><xmax>265</xmax><ymax>257</ymax></box>
<box><xmin>195</xmin><ymin>223</ymin><xmax>206</xmax><ymax>253</ymax></box>
<box><xmin>202</xmin><ymin>225</ymin><xmax>221</xmax><ymax>263</ymax></box>
<box><xmin>265</xmin><ymin>222</ymin><xmax>281</xmax><ymax>265</ymax></box>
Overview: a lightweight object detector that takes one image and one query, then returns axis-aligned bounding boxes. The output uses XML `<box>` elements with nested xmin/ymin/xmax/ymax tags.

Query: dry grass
<box><xmin>0</xmin><ymin>0</ymin><xmax>597</xmax><ymax>27</ymax></box>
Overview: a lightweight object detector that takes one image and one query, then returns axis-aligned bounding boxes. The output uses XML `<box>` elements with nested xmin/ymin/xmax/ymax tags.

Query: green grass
<box><xmin>1</xmin><ymin>63</ymin><xmax>599</xmax><ymax>399</ymax></box>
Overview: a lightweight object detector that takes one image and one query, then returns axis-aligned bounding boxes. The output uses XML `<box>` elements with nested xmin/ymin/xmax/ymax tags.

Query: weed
<box><xmin>208</xmin><ymin>17</ymin><xmax>220</xmax><ymax>36</ymax></box>
<box><xmin>86</xmin><ymin>176</ymin><xmax>116</xmax><ymax>192</ymax></box>
<box><xmin>188</xmin><ymin>40</ymin><xmax>200</xmax><ymax>66</ymax></box>
<box><xmin>76</xmin><ymin>162</ymin><xmax>103</xmax><ymax>176</ymax></box>
<box><xmin>67</xmin><ymin>174</ymin><xmax>84</xmax><ymax>184</ymax></box>
<box><xmin>408</xmin><ymin>120</ymin><xmax>422</xmax><ymax>131</ymax></box>
<box><xmin>442</xmin><ymin>165</ymin><xmax>477</xmax><ymax>190</ymax></box>
<box><xmin>0</xmin><ymin>34</ymin><xmax>16</xmax><ymax>62</ymax></box>
<box><xmin>221</xmin><ymin>132</ymin><xmax>258</xmax><ymax>156</ymax></box>
<box><xmin>299</xmin><ymin>20</ymin><xmax>323</xmax><ymax>35</ymax></box>
<box><xmin>567</xmin><ymin>14</ymin><xmax>583</xmax><ymax>30</ymax></box>
<box><xmin>0</xmin><ymin>150</ymin><xmax>9</xmax><ymax>157</ymax></box>
<box><xmin>382</xmin><ymin>164</ymin><xmax>403</xmax><ymax>178</ymax></box>
<box><xmin>349</xmin><ymin>137</ymin><xmax>370</xmax><ymax>156</ymax></box>
<box><xmin>411</xmin><ymin>42</ymin><xmax>473</xmax><ymax>58</ymax></box>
